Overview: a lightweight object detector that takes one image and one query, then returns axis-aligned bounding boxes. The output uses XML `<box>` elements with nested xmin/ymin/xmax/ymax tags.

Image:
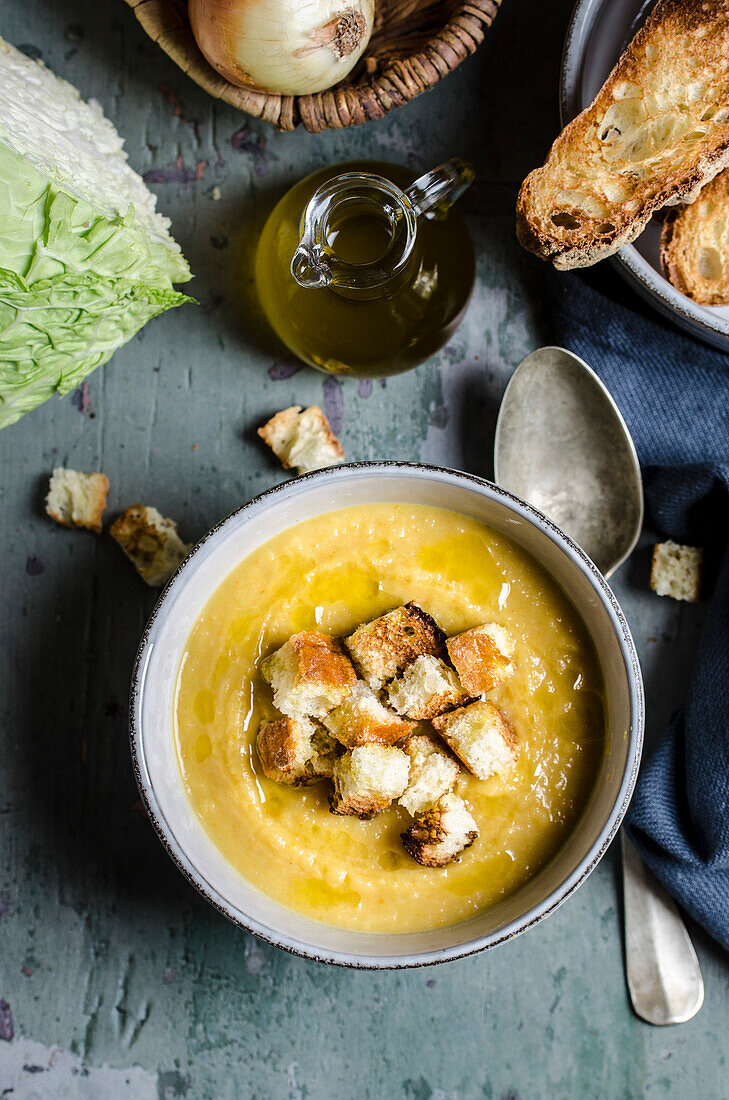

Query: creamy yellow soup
<box><xmin>174</xmin><ymin>504</ymin><xmax>605</xmax><ymax>933</ymax></box>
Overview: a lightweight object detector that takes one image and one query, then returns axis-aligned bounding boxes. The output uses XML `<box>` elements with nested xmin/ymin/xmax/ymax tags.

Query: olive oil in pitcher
<box><xmin>255</xmin><ymin>159</ymin><xmax>475</xmax><ymax>377</ymax></box>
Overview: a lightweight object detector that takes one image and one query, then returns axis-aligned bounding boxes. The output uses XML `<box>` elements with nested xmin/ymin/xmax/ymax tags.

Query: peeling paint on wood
<box><xmin>0</xmin><ymin>1001</ymin><xmax>14</xmax><ymax>1042</ymax></box>
<box><xmin>322</xmin><ymin>376</ymin><xmax>344</xmax><ymax>435</ymax></box>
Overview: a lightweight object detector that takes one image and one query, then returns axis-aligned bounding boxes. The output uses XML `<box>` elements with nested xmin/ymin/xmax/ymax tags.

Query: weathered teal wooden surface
<box><xmin>1</xmin><ymin>1</ymin><xmax>727</xmax><ymax>1097</ymax></box>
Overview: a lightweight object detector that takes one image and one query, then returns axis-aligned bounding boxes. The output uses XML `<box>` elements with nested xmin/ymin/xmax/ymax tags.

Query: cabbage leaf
<box><xmin>0</xmin><ymin>39</ymin><xmax>193</xmax><ymax>429</ymax></box>
<box><xmin>0</xmin><ymin>269</ymin><xmax>192</xmax><ymax>427</ymax></box>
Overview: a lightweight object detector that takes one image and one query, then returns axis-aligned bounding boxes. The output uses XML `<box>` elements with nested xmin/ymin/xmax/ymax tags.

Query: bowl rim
<box><xmin>129</xmin><ymin>461</ymin><xmax>644</xmax><ymax>969</ymax></box>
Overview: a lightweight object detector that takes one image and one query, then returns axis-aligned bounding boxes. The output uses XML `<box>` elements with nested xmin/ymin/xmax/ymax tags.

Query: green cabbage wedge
<box><xmin>0</xmin><ymin>38</ymin><xmax>193</xmax><ymax>429</ymax></box>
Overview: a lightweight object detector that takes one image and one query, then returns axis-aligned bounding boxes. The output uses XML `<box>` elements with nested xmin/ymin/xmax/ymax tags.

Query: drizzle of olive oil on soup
<box><xmin>174</xmin><ymin>504</ymin><xmax>605</xmax><ymax>933</ymax></box>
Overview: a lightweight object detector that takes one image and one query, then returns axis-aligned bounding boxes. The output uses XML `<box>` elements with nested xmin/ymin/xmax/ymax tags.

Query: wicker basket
<box><xmin>124</xmin><ymin>0</ymin><xmax>501</xmax><ymax>132</ymax></box>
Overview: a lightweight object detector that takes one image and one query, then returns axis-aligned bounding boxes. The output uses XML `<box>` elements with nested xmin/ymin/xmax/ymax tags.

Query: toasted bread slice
<box><xmin>650</xmin><ymin>540</ymin><xmax>703</xmax><ymax>600</ymax></box>
<box><xmin>662</xmin><ymin>167</ymin><xmax>729</xmax><ymax>302</ymax></box>
<box><xmin>401</xmin><ymin>793</ymin><xmax>478</xmax><ymax>867</ymax></box>
<box><xmin>517</xmin><ymin>0</ymin><xmax>729</xmax><ymax>270</ymax></box>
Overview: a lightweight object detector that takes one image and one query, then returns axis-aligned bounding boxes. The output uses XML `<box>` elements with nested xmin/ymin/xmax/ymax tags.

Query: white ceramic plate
<box><xmin>561</xmin><ymin>0</ymin><xmax>729</xmax><ymax>351</ymax></box>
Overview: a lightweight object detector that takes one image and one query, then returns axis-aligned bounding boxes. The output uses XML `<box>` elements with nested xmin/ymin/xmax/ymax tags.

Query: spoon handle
<box><xmin>622</xmin><ymin>832</ymin><xmax>704</xmax><ymax>1024</ymax></box>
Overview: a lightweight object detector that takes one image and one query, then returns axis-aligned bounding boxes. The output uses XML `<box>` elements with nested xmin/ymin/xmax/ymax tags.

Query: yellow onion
<box><xmin>189</xmin><ymin>0</ymin><xmax>376</xmax><ymax>96</ymax></box>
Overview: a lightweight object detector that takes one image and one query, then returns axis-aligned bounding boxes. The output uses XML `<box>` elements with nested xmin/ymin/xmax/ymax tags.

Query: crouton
<box><xmin>432</xmin><ymin>700</ymin><xmax>518</xmax><ymax>781</ymax></box>
<box><xmin>650</xmin><ymin>541</ymin><xmax>703</xmax><ymax>602</ymax></box>
<box><xmin>446</xmin><ymin>623</ymin><xmax>514</xmax><ymax>696</ymax></box>
<box><xmin>260</xmin><ymin>632</ymin><xmax>357</xmax><ymax>720</ymax></box>
<box><xmin>45</xmin><ymin>467</ymin><xmax>109</xmax><ymax>534</ymax></box>
<box><xmin>344</xmin><ymin>603</ymin><xmax>446</xmax><ymax>690</ymax></box>
<box><xmin>322</xmin><ymin>681</ymin><xmax>413</xmax><ymax>748</ymax></box>
<box><xmin>385</xmin><ymin>655</ymin><xmax>469</xmax><ymax>720</ymax></box>
<box><xmin>399</xmin><ymin>733</ymin><xmax>460</xmax><ymax>816</ymax></box>
<box><xmin>257</xmin><ymin>405</ymin><xmax>344</xmax><ymax>475</ymax></box>
<box><xmin>256</xmin><ymin>716</ymin><xmax>337</xmax><ymax>786</ymax></box>
<box><xmin>330</xmin><ymin>744</ymin><xmax>410</xmax><ymax>819</ymax></box>
<box><xmin>401</xmin><ymin>793</ymin><xmax>478</xmax><ymax>867</ymax></box>
<box><xmin>110</xmin><ymin>504</ymin><xmax>190</xmax><ymax>587</ymax></box>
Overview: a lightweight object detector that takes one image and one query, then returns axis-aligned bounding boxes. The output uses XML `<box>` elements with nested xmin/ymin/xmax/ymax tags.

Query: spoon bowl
<box><xmin>494</xmin><ymin>346</ymin><xmax>643</xmax><ymax>577</ymax></box>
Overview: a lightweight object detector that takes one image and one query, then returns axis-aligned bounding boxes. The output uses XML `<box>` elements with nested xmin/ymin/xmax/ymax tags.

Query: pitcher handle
<box><xmin>404</xmin><ymin>158</ymin><xmax>475</xmax><ymax>221</ymax></box>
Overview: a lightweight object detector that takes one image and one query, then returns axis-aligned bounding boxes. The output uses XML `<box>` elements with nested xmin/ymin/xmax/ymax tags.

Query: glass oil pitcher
<box><xmin>254</xmin><ymin>159</ymin><xmax>475</xmax><ymax>377</ymax></box>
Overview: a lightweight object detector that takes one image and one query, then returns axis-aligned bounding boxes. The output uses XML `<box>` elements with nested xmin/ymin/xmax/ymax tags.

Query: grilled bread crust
<box><xmin>517</xmin><ymin>0</ymin><xmax>729</xmax><ymax>270</ymax></box>
<box><xmin>661</xmin><ymin>166</ymin><xmax>729</xmax><ymax>301</ymax></box>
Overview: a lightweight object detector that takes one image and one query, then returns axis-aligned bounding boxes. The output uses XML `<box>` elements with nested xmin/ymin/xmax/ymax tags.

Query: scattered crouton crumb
<box><xmin>401</xmin><ymin>793</ymin><xmax>478</xmax><ymax>867</ymax></box>
<box><xmin>257</xmin><ymin>405</ymin><xmax>344</xmax><ymax>475</ymax></box>
<box><xmin>650</xmin><ymin>541</ymin><xmax>703</xmax><ymax>602</ymax></box>
<box><xmin>110</xmin><ymin>504</ymin><xmax>190</xmax><ymax>587</ymax></box>
<box><xmin>433</xmin><ymin>700</ymin><xmax>518</xmax><ymax>781</ymax></box>
<box><xmin>260</xmin><ymin>632</ymin><xmax>356</xmax><ymax>719</ymax></box>
<box><xmin>45</xmin><ymin>468</ymin><xmax>109</xmax><ymax>534</ymax></box>
<box><xmin>330</xmin><ymin>745</ymin><xmax>410</xmax><ymax>819</ymax></box>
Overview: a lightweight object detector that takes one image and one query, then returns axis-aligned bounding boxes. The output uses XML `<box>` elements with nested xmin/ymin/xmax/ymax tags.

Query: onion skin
<box><xmin>189</xmin><ymin>0</ymin><xmax>375</xmax><ymax>96</ymax></box>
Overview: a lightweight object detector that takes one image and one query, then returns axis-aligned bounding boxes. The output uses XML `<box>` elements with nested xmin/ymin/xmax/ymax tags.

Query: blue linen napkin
<box><xmin>547</xmin><ymin>264</ymin><xmax>729</xmax><ymax>951</ymax></box>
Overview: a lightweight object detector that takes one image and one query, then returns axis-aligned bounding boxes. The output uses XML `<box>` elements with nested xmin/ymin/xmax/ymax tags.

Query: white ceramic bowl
<box><xmin>130</xmin><ymin>463</ymin><xmax>644</xmax><ymax>968</ymax></box>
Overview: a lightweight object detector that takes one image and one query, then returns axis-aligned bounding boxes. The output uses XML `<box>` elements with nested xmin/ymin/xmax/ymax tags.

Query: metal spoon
<box><xmin>494</xmin><ymin>345</ymin><xmax>704</xmax><ymax>1026</ymax></box>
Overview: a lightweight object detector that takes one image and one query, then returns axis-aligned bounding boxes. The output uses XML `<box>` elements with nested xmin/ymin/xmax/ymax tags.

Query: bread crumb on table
<box><xmin>45</xmin><ymin>468</ymin><xmax>109</xmax><ymax>534</ymax></box>
<box><xmin>257</xmin><ymin>405</ymin><xmax>344</xmax><ymax>475</ymax></box>
<box><xmin>650</xmin><ymin>541</ymin><xmax>703</xmax><ymax>602</ymax></box>
<box><xmin>110</xmin><ymin>504</ymin><xmax>190</xmax><ymax>587</ymax></box>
